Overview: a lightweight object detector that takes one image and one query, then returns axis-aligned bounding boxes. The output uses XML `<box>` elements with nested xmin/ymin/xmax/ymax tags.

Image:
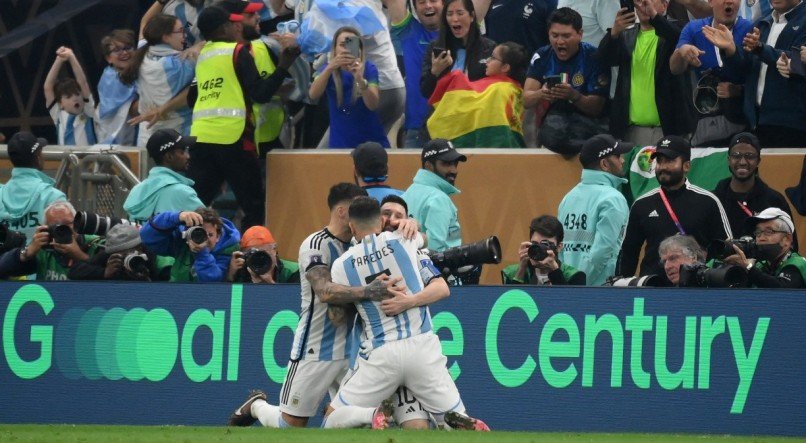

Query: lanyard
<box><xmin>659</xmin><ymin>188</ymin><xmax>686</xmax><ymax>235</ymax></box>
<box><xmin>737</xmin><ymin>201</ymin><xmax>754</xmax><ymax>217</ymax></box>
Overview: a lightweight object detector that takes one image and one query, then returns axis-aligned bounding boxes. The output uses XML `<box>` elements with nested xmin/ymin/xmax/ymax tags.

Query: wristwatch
<box><xmin>19</xmin><ymin>247</ymin><xmax>28</xmax><ymax>262</ymax></box>
<box><xmin>356</xmin><ymin>79</ymin><xmax>369</xmax><ymax>91</ymax></box>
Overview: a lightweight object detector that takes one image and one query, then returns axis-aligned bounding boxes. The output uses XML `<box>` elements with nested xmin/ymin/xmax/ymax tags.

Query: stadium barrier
<box><xmin>2</xmin><ymin>281</ymin><xmax>804</xmax><ymax>436</ymax></box>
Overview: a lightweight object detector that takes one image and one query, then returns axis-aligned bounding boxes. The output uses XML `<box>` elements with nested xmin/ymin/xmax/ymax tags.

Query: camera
<box><xmin>607</xmin><ymin>275</ymin><xmax>665</xmax><ymax>287</ymax></box>
<box><xmin>678</xmin><ymin>263</ymin><xmax>748</xmax><ymax>288</ymax></box>
<box><xmin>243</xmin><ymin>248</ymin><xmax>273</xmax><ymax>275</ymax></box>
<box><xmin>74</xmin><ymin>211</ymin><xmax>133</xmax><ymax>236</ymax></box>
<box><xmin>710</xmin><ymin>237</ymin><xmax>758</xmax><ymax>260</ymax></box>
<box><xmin>123</xmin><ymin>252</ymin><xmax>149</xmax><ymax>274</ymax></box>
<box><xmin>0</xmin><ymin>224</ymin><xmax>26</xmax><ymax>254</ymax></box>
<box><xmin>429</xmin><ymin>236</ymin><xmax>502</xmax><ymax>273</ymax></box>
<box><xmin>527</xmin><ymin>240</ymin><xmax>557</xmax><ymax>262</ymax></box>
<box><xmin>47</xmin><ymin>224</ymin><xmax>74</xmax><ymax>244</ymax></box>
<box><xmin>183</xmin><ymin>226</ymin><xmax>208</xmax><ymax>245</ymax></box>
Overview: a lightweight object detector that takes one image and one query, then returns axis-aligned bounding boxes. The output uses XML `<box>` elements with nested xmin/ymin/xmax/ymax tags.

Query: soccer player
<box><xmin>322</xmin><ymin>196</ymin><xmax>488</xmax><ymax>430</ymax></box>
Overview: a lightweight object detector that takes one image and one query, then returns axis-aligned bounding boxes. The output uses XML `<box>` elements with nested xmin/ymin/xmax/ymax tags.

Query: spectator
<box><xmin>0</xmin><ymin>132</ymin><xmax>67</xmax><ymax>243</ymax></box>
<box><xmin>43</xmin><ymin>46</ymin><xmax>97</xmax><ymax>146</ymax></box>
<box><xmin>121</xmin><ymin>14</ymin><xmax>197</xmax><ymax>145</ymax></box>
<box><xmin>618</xmin><ymin>135</ymin><xmax>733</xmax><ymax>278</ymax></box>
<box><xmin>308</xmin><ymin>26</ymin><xmax>389</xmax><ymax>148</ymax></box>
<box><xmin>477</xmin><ymin>0</ymin><xmax>557</xmax><ymax>57</ymax></box>
<box><xmin>712</xmin><ymin>132</ymin><xmax>797</xmax><ymax>249</ymax></box>
<box><xmin>723</xmin><ymin>207</ymin><xmax>806</xmax><ymax>288</ymax></box>
<box><xmin>0</xmin><ymin>201</ymin><xmax>105</xmax><ymax>281</ymax></box>
<box><xmin>739</xmin><ymin>0</ymin><xmax>771</xmax><ymax>22</ymax></box>
<box><xmin>96</xmin><ymin>29</ymin><xmax>139</xmax><ymax>146</ymax></box>
<box><xmin>388</xmin><ymin>0</ymin><xmax>443</xmax><ymax>148</ymax></box>
<box><xmin>420</xmin><ymin>0</ymin><xmax>496</xmax><ymax>98</ymax></box>
<box><xmin>188</xmin><ymin>5</ymin><xmax>295</xmax><ymax>230</ymax></box>
<box><xmin>719</xmin><ymin>0</ymin><xmax>806</xmax><ymax>147</ymax></box>
<box><xmin>140</xmin><ymin>208</ymin><xmax>241</xmax><ymax>282</ymax></box>
<box><xmin>123</xmin><ymin>129</ymin><xmax>204</xmax><ymax>224</ymax></box>
<box><xmin>68</xmin><ymin>224</ymin><xmax>173</xmax><ymax>281</ymax></box>
<box><xmin>669</xmin><ymin>0</ymin><xmax>753</xmax><ymax>146</ymax></box>
<box><xmin>659</xmin><ymin>234</ymin><xmax>706</xmax><ymax>286</ymax></box>
<box><xmin>351</xmin><ymin>142</ymin><xmax>404</xmax><ymax>201</ymax></box>
<box><xmin>523</xmin><ymin>7</ymin><xmax>610</xmax><ymax>155</ymax></box>
<box><xmin>557</xmin><ymin>0</ymin><xmax>620</xmax><ymax>46</ymax></box>
<box><xmin>402</xmin><ymin>139</ymin><xmax>466</xmax><ymax>253</ymax></box>
<box><xmin>141</xmin><ymin>0</ymin><xmax>209</xmax><ymax>47</ymax></box>
<box><xmin>227</xmin><ymin>225</ymin><xmax>300</xmax><ymax>283</ymax></box>
<box><xmin>558</xmin><ymin>134</ymin><xmax>630</xmax><ymax>285</ymax></box>
<box><xmin>597</xmin><ymin>0</ymin><xmax>695</xmax><ymax>146</ymax></box>
<box><xmin>502</xmin><ymin>215</ymin><xmax>586</xmax><ymax>285</ymax></box>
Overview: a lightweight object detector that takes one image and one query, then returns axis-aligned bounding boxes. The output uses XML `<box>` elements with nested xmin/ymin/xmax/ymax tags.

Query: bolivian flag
<box><xmin>427</xmin><ymin>71</ymin><xmax>525</xmax><ymax>148</ymax></box>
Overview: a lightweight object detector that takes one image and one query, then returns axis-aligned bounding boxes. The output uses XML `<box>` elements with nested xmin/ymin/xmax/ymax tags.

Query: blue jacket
<box><xmin>402</xmin><ymin>169</ymin><xmax>461</xmax><ymax>252</ymax></box>
<box><xmin>724</xmin><ymin>1</ymin><xmax>806</xmax><ymax>130</ymax></box>
<box><xmin>140</xmin><ymin>211</ymin><xmax>240</xmax><ymax>282</ymax></box>
<box><xmin>558</xmin><ymin>169</ymin><xmax>629</xmax><ymax>286</ymax></box>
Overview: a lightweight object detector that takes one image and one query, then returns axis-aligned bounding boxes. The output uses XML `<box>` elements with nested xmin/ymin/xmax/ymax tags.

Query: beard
<box><xmin>656</xmin><ymin>168</ymin><xmax>685</xmax><ymax>188</ymax></box>
<box><xmin>242</xmin><ymin>26</ymin><xmax>260</xmax><ymax>41</ymax></box>
<box><xmin>440</xmin><ymin>173</ymin><xmax>457</xmax><ymax>185</ymax></box>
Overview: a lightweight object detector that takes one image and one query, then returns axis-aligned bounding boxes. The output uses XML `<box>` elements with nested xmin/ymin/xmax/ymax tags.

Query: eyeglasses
<box><xmin>729</xmin><ymin>152</ymin><xmax>759</xmax><ymax>161</ymax></box>
<box><xmin>754</xmin><ymin>228</ymin><xmax>788</xmax><ymax>237</ymax></box>
<box><xmin>110</xmin><ymin>46</ymin><xmax>134</xmax><ymax>54</ymax></box>
<box><xmin>486</xmin><ymin>56</ymin><xmax>503</xmax><ymax>64</ymax></box>
<box><xmin>170</xmin><ymin>28</ymin><xmax>185</xmax><ymax>34</ymax></box>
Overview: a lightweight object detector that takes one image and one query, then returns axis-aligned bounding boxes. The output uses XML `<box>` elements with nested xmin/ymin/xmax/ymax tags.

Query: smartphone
<box><xmin>344</xmin><ymin>36</ymin><xmax>360</xmax><ymax>58</ymax></box>
<box><xmin>432</xmin><ymin>46</ymin><xmax>446</xmax><ymax>58</ymax></box>
<box><xmin>791</xmin><ymin>46</ymin><xmax>806</xmax><ymax>77</ymax></box>
<box><xmin>545</xmin><ymin>73</ymin><xmax>568</xmax><ymax>88</ymax></box>
<box><xmin>620</xmin><ymin>0</ymin><xmax>635</xmax><ymax>12</ymax></box>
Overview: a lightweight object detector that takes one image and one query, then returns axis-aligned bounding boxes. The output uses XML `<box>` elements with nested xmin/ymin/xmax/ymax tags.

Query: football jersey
<box><xmin>290</xmin><ymin>227</ymin><xmax>354</xmax><ymax>362</ymax></box>
<box><xmin>331</xmin><ymin>231</ymin><xmax>439</xmax><ymax>355</ymax></box>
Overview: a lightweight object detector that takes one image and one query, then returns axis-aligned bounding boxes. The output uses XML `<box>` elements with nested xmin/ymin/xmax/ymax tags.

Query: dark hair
<box><xmin>121</xmin><ymin>14</ymin><xmax>178</xmax><ymax>85</ymax></box>
<box><xmin>380</xmin><ymin>194</ymin><xmax>408</xmax><ymax>214</ymax></box>
<box><xmin>529</xmin><ymin>215</ymin><xmax>564</xmax><ymax>243</ymax></box>
<box><xmin>437</xmin><ymin>0</ymin><xmax>480</xmax><ymax>71</ymax></box>
<box><xmin>101</xmin><ymin>29</ymin><xmax>137</xmax><ymax>57</ymax></box>
<box><xmin>348</xmin><ymin>196</ymin><xmax>381</xmax><ymax>225</ymax></box>
<box><xmin>54</xmin><ymin>78</ymin><xmax>81</xmax><ymax>101</ymax></box>
<box><xmin>327</xmin><ymin>183</ymin><xmax>368</xmax><ymax>210</ymax></box>
<box><xmin>497</xmin><ymin>41</ymin><xmax>528</xmax><ymax>85</ymax></box>
<box><xmin>196</xmin><ymin>207</ymin><xmax>222</xmax><ymax>233</ymax></box>
<box><xmin>547</xmin><ymin>7</ymin><xmax>583</xmax><ymax>33</ymax></box>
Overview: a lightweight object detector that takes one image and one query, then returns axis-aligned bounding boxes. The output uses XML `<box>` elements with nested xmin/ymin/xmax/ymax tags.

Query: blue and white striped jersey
<box><xmin>290</xmin><ymin>228</ymin><xmax>355</xmax><ymax>362</ymax></box>
<box><xmin>331</xmin><ymin>231</ymin><xmax>439</xmax><ymax>354</ymax></box>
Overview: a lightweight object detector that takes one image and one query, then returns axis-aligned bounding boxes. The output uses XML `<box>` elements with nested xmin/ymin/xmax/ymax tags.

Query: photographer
<box><xmin>227</xmin><ymin>226</ymin><xmax>300</xmax><ymax>284</ymax></box>
<box><xmin>68</xmin><ymin>224</ymin><xmax>173</xmax><ymax>281</ymax></box>
<box><xmin>502</xmin><ymin>215</ymin><xmax>586</xmax><ymax>285</ymax></box>
<box><xmin>659</xmin><ymin>234</ymin><xmax>705</xmax><ymax>286</ymax></box>
<box><xmin>140</xmin><ymin>208</ymin><xmax>240</xmax><ymax>282</ymax></box>
<box><xmin>0</xmin><ymin>201</ymin><xmax>104</xmax><ymax>280</ymax></box>
<box><xmin>723</xmin><ymin>208</ymin><xmax>806</xmax><ymax>288</ymax></box>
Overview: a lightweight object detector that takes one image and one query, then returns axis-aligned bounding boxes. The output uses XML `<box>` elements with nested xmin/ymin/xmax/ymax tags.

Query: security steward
<box><xmin>189</xmin><ymin>5</ymin><xmax>299</xmax><ymax>230</ymax></box>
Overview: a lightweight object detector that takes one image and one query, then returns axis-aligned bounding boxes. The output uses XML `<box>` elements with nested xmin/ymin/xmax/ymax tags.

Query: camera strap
<box><xmin>659</xmin><ymin>188</ymin><xmax>686</xmax><ymax>235</ymax></box>
<box><xmin>737</xmin><ymin>201</ymin><xmax>754</xmax><ymax>217</ymax></box>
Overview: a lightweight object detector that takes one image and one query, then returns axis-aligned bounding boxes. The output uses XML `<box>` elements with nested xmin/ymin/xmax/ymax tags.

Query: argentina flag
<box><xmin>297</xmin><ymin>0</ymin><xmax>386</xmax><ymax>56</ymax></box>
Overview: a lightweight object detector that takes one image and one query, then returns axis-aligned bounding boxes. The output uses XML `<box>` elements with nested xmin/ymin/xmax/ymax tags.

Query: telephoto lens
<box><xmin>73</xmin><ymin>211</ymin><xmax>133</xmax><ymax>236</ymax></box>
<box><xmin>48</xmin><ymin>224</ymin><xmax>74</xmax><ymax>244</ymax></box>
<box><xmin>244</xmin><ymin>248</ymin><xmax>273</xmax><ymax>275</ymax></box>
<box><xmin>527</xmin><ymin>240</ymin><xmax>556</xmax><ymax>262</ymax></box>
<box><xmin>123</xmin><ymin>252</ymin><xmax>149</xmax><ymax>274</ymax></box>
<box><xmin>184</xmin><ymin>226</ymin><xmax>208</xmax><ymax>245</ymax></box>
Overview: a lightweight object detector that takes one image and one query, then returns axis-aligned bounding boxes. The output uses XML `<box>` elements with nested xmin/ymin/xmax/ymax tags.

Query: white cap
<box><xmin>747</xmin><ymin>207</ymin><xmax>795</xmax><ymax>234</ymax></box>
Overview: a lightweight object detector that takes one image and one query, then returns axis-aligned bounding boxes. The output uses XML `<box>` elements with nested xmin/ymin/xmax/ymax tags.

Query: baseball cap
<box><xmin>421</xmin><ymin>139</ymin><xmax>467</xmax><ymax>163</ymax></box>
<box><xmin>105</xmin><ymin>224</ymin><xmax>143</xmax><ymax>254</ymax></box>
<box><xmin>146</xmin><ymin>129</ymin><xmax>195</xmax><ymax>161</ymax></box>
<box><xmin>728</xmin><ymin>132</ymin><xmax>762</xmax><ymax>153</ymax></box>
<box><xmin>7</xmin><ymin>131</ymin><xmax>47</xmax><ymax>164</ymax></box>
<box><xmin>241</xmin><ymin>226</ymin><xmax>276</xmax><ymax>248</ymax></box>
<box><xmin>198</xmin><ymin>5</ymin><xmax>242</xmax><ymax>39</ymax></box>
<box><xmin>651</xmin><ymin>135</ymin><xmax>691</xmax><ymax>160</ymax></box>
<box><xmin>745</xmin><ymin>207</ymin><xmax>795</xmax><ymax>234</ymax></box>
<box><xmin>216</xmin><ymin>0</ymin><xmax>264</xmax><ymax>18</ymax></box>
<box><xmin>578</xmin><ymin>134</ymin><xmax>633</xmax><ymax>166</ymax></box>
<box><xmin>352</xmin><ymin>142</ymin><xmax>388</xmax><ymax>178</ymax></box>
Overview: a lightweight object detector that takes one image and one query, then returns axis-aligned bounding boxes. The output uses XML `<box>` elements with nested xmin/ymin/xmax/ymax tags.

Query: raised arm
<box><xmin>44</xmin><ymin>50</ymin><xmax>67</xmax><ymax>106</ymax></box>
<box><xmin>140</xmin><ymin>1</ymin><xmax>165</xmax><ymax>40</ymax></box>
<box><xmin>382</xmin><ymin>0</ymin><xmax>409</xmax><ymax>24</ymax></box>
<box><xmin>62</xmin><ymin>47</ymin><xmax>92</xmax><ymax>99</ymax></box>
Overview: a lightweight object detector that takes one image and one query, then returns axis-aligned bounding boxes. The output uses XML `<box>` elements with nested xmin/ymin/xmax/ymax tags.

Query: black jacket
<box><xmin>712</xmin><ymin>176</ymin><xmax>798</xmax><ymax>251</ymax></box>
<box><xmin>420</xmin><ymin>37</ymin><xmax>497</xmax><ymax>99</ymax></box>
<box><xmin>597</xmin><ymin>15</ymin><xmax>695</xmax><ymax>138</ymax></box>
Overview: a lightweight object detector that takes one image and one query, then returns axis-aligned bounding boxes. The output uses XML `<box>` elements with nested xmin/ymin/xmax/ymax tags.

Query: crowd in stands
<box><xmin>1</xmin><ymin>0</ymin><xmax>805</xmax><ymax>289</ymax></box>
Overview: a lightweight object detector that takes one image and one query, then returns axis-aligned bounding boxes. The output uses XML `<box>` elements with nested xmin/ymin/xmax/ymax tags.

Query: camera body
<box><xmin>678</xmin><ymin>262</ymin><xmax>748</xmax><ymax>288</ymax></box>
<box><xmin>183</xmin><ymin>226</ymin><xmax>208</xmax><ymax>245</ymax></box>
<box><xmin>711</xmin><ymin>236</ymin><xmax>758</xmax><ymax>260</ymax></box>
<box><xmin>243</xmin><ymin>248</ymin><xmax>273</xmax><ymax>275</ymax></box>
<box><xmin>47</xmin><ymin>224</ymin><xmax>74</xmax><ymax>245</ymax></box>
<box><xmin>527</xmin><ymin>239</ymin><xmax>557</xmax><ymax>262</ymax></box>
<box><xmin>123</xmin><ymin>252</ymin><xmax>149</xmax><ymax>274</ymax></box>
<box><xmin>0</xmin><ymin>224</ymin><xmax>26</xmax><ymax>254</ymax></box>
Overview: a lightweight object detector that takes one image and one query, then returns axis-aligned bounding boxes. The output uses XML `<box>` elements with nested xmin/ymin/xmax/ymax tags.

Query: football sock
<box><xmin>322</xmin><ymin>406</ymin><xmax>375</xmax><ymax>428</ymax></box>
<box><xmin>251</xmin><ymin>399</ymin><xmax>281</xmax><ymax>428</ymax></box>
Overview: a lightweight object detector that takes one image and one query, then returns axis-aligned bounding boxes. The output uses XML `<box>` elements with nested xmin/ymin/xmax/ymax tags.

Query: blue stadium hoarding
<box><xmin>0</xmin><ymin>282</ymin><xmax>803</xmax><ymax>435</ymax></box>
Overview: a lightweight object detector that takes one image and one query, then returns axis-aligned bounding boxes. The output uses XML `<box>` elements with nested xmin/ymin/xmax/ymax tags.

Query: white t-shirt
<box><xmin>48</xmin><ymin>96</ymin><xmax>97</xmax><ymax>146</ymax></box>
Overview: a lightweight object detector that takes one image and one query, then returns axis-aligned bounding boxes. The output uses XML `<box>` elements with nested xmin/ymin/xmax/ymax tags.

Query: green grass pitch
<box><xmin>1</xmin><ymin>425</ymin><xmax>803</xmax><ymax>443</ymax></box>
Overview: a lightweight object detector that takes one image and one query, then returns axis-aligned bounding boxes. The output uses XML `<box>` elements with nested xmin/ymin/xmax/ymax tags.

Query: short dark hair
<box><xmin>497</xmin><ymin>41</ymin><xmax>529</xmax><ymax>85</ymax></box>
<box><xmin>348</xmin><ymin>196</ymin><xmax>381</xmax><ymax>225</ymax></box>
<box><xmin>548</xmin><ymin>7</ymin><xmax>583</xmax><ymax>33</ymax></box>
<box><xmin>327</xmin><ymin>183</ymin><xmax>368</xmax><ymax>209</ymax></box>
<box><xmin>380</xmin><ymin>194</ymin><xmax>408</xmax><ymax>214</ymax></box>
<box><xmin>55</xmin><ymin>78</ymin><xmax>81</xmax><ymax>101</ymax></box>
<box><xmin>529</xmin><ymin>215</ymin><xmax>564</xmax><ymax>243</ymax></box>
<box><xmin>196</xmin><ymin>207</ymin><xmax>222</xmax><ymax>233</ymax></box>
